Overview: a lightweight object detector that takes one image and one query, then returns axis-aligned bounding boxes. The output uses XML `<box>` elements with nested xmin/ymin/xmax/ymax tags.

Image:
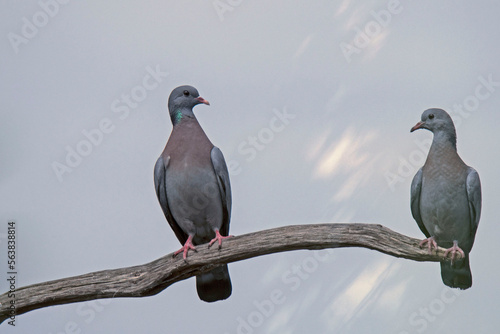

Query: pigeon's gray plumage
<box><xmin>154</xmin><ymin>85</ymin><xmax>232</xmax><ymax>302</ymax></box>
<box><xmin>410</xmin><ymin>108</ymin><xmax>481</xmax><ymax>289</ymax></box>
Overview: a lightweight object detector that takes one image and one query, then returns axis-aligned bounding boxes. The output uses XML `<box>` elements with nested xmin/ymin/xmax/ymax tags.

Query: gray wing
<box><xmin>465</xmin><ymin>168</ymin><xmax>481</xmax><ymax>237</ymax></box>
<box><xmin>210</xmin><ymin>147</ymin><xmax>232</xmax><ymax>236</ymax></box>
<box><xmin>154</xmin><ymin>155</ymin><xmax>188</xmax><ymax>244</ymax></box>
<box><xmin>410</xmin><ymin>167</ymin><xmax>431</xmax><ymax>238</ymax></box>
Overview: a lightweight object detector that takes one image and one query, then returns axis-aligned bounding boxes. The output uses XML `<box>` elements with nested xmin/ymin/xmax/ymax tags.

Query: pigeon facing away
<box><xmin>154</xmin><ymin>85</ymin><xmax>232</xmax><ymax>302</ymax></box>
<box><xmin>410</xmin><ymin>108</ymin><xmax>481</xmax><ymax>289</ymax></box>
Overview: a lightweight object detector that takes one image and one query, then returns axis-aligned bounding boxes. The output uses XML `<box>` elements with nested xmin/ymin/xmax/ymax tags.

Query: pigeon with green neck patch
<box><xmin>154</xmin><ymin>85</ymin><xmax>233</xmax><ymax>302</ymax></box>
<box><xmin>410</xmin><ymin>108</ymin><xmax>481</xmax><ymax>289</ymax></box>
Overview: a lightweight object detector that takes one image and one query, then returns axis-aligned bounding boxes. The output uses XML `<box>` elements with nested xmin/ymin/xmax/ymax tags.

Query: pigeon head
<box><xmin>411</xmin><ymin>108</ymin><xmax>457</xmax><ymax>147</ymax></box>
<box><xmin>168</xmin><ymin>85</ymin><xmax>210</xmax><ymax>125</ymax></box>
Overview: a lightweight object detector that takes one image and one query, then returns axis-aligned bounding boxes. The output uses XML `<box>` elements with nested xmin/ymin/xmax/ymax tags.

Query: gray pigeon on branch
<box><xmin>154</xmin><ymin>85</ymin><xmax>232</xmax><ymax>302</ymax></box>
<box><xmin>410</xmin><ymin>108</ymin><xmax>481</xmax><ymax>289</ymax></box>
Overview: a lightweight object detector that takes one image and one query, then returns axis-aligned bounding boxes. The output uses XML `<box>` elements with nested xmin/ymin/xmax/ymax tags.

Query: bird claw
<box><xmin>208</xmin><ymin>230</ymin><xmax>233</xmax><ymax>249</ymax></box>
<box><xmin>173</xmin><ymin>236</ymin><xmax>197</xmax><ymax>260</ymax></box>
<box><xmin>443</xmin><ymin>241</ymin><xmax>465</xmax><ymax>265</ymax></box>
<box><xmin>419</xmin><ymin>236</ymin><xmax>438</xmax><ymax>254</ymax></box>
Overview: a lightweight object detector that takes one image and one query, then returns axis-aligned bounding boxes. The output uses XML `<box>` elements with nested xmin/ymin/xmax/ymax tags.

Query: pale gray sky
<box><xmin>1</xmin><ymin>1</ymin><xmax>499</xmax><ymax>333</ymax></box>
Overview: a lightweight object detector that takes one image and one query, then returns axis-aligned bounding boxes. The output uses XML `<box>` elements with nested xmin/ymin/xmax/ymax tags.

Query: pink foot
<box><xmin>443</xmin><ymin>241</ymin><xmax>465</xmax><ymax>264</ymax></box>
<box><xmin>419</xmin><ymin>236</ymin><xmax>438</xmax><ymax>254</ymax></box>
<box><xmin>173</xmin><ymin>235</ymin><xmax>196</xmax><ymax>260</ymax></box>
<box><xmin>208</xmin><ymin>230</ymin><xmax>233</xmax><ymax>249</ymax></box>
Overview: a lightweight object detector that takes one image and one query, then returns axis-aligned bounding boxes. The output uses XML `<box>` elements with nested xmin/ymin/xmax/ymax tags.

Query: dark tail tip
<box><xmin>440</xmin><ymin>255</ymin><xmax>472</xmax><ymax>290</ymax></box>
<box><xmin>196</xmin><ymin>264</ymin><xmax>232</xmax><ymax>302</ymax></box>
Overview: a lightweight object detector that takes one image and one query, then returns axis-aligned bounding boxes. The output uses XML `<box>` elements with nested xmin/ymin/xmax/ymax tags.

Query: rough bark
<box><xmin>0</xmin><ymin>223</ymin><xmax>453</xmax><ymax>324</ymax></box>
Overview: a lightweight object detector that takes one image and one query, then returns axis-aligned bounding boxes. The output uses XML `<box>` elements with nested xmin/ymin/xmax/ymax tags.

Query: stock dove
<box><xmin>410</xmin><ymin>108</ymin><xmax>481</xmax><ymax>289</ymax></box>
<box><xmin>154</xmin><ymin>85</ymin><xmax>232</xmax><ymax>302</ymax></box>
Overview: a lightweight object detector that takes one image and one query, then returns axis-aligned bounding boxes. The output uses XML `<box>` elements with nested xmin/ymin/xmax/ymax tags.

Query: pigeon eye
<box><xmin>428</xmin><ymin>114</ymin><xmax>435</xmax><ymax>119</ymax></box>
<box><xmin>183</xmin><ymin>90</ymin><xmax>189</xmax><ymax>96</ymax></box>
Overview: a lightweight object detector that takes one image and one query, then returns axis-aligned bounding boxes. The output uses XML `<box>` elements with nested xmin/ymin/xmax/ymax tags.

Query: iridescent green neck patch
<box><xmin>174</xmin><ymin>110</ymin><xmax>183</xmax><ymax>124</ymax></box>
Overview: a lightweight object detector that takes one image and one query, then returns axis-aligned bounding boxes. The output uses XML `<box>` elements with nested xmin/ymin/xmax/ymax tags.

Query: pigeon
<box><xmin>154</xmin><ymin>85</ymin><xmax>232</xmax><ymax>302</ymax></box>
<box><xmin>410</xmin><ymin>108</ymin><xmax>481</xmax><ymax>289</ymax></box>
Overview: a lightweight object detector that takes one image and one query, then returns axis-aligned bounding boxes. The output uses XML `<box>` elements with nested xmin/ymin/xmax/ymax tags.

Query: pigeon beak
<box><xmin>196</xmin><ymin>97</ymin><xmax>210</xmax><ymax>105</ymax></box>
<box><xmin>410</xmin><ymin>121</ymin><xmax>425</xmax><ymax>132</ymax></box>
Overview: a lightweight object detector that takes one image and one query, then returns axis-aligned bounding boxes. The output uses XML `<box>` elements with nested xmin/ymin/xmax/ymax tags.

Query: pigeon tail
<box><xmin>440</xmin><ymin>254</ymin><xmax>472</xmax><ymax>290</ymax></box>
<box><xmin>196</xmin><ymin>265</ymin><xmax>232</xmax><ymax>302</ymax></box>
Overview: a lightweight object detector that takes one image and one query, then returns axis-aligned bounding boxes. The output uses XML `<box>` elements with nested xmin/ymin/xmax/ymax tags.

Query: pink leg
<box><xmin>208</xmin><ymin>229</ymin><xmax>233</xmax><ymax>249</ymax></box>
<box><xmin>443</xmin><ymin>240</ymin><xmax>465</xmax><ymax>264</ymax></box>
<box><xmin>173</xmin><ymin>235</ymin><xmax>196</xmax><ymax>260</ymax></box>
<box><xmin>419</xmin><ymin>236</ymin><xmax>438</xmax><ymax>254</ymax></box>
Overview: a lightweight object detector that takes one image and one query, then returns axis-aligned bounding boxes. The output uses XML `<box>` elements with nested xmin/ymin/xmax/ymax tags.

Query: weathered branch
<box><xmin>0</xmin><ymin>223</ymin><xmax>452</xmax><ymax>324</ymax></box>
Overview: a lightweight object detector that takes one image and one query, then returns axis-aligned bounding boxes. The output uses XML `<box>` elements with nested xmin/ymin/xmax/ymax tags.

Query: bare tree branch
<box><xmin>0</xmin><ymin>223</ymin><xmax>452</xmax><ymax>324</ymax></box>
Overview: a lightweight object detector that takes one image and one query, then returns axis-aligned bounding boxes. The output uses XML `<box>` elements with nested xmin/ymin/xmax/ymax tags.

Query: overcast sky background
<box><xmin>1</xmin><ymin>1</ymin><xmax>499</xmax><ymax>333</ymax></box>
